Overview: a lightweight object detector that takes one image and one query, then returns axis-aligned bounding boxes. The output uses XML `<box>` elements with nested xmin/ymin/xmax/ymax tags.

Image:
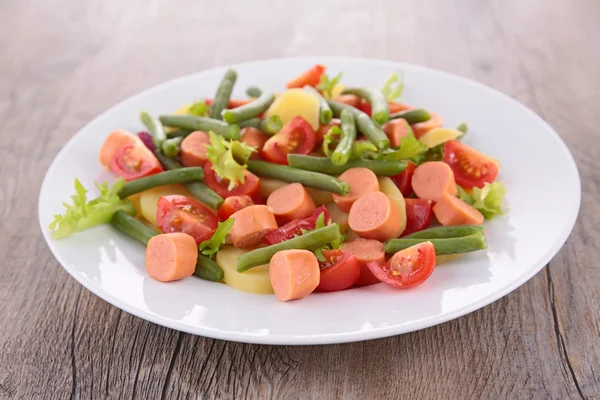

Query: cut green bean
<box><xmin>457</xmin><ymin>122</ymin><xmax>469</xmax><ymax>134</ymax></box>
<box><xmin>222</xmin><ymin>91</ymin><xmax>275</xmax><ymax>124</ymax></box>
<box><xmin>247</xmin><ymin>160</ymin><xmax>350</xmax><ymax>195</ymax></box>
<box><xmin>162</xmin><ymin>137</ymin><xmax>184</xmax><ymax>157</ymax></box>
<box><xmin>118</xmin><ymin>167</ymin><xmax>204</xmax><ymax>199</ymax></box>
<box><xmin>331</xmin><ymin>109</ymin><xmax>356</xmax><ymax>166</ymax></box>
<box><xmin>140</xmin><ymin>111</ymin><xmax>166</xmax><ymax>148</ymax></box>
<box><xmin>210</xmin><ymin>69</ymin><xmax>237</xmax><ymax>120</ymax></box>
<box><xmin>194</xmin><ymin>255</ymin><xmax>225</xmax><ymax>281</ymax></box>
<box><xmin>159</xmin><ymin>115</ymin><xmax>240</xmax><ymax>140</ymax></box>
<box><xmin>287</xmin><ymin>154</ymin><xmax>406</xmax><ymax>176</ymax></box>
<box><xmin>238</xmin><ymin>115</ymin><xmax>283</xmax><ymax>135</ymax></box>
<box><xmin>389</xmin><ymin>109</ymin><xmax>431</xmax><ymax>125</ymax></box>
<box><xmin>304</xmin><ymin>86</ymin><xmax>333</xmax><ymax>124</ymax></box>
<box><xmin>165</xmin><ymin>129</ymin><xmax>192</xmax><ymax>138</ymax></box>
<box><xmin>328</xmin><ymin>101</ymin><xmax>389</xmax><ymax>150</ymax></box>
<box><xmin>384</xmin><ymin>233</ymin><xmax>486</xmax><ymax>255</ymax></box>
<box><xmin>237</xmin><ymin>224</ymin><xmax>341</xmax><ymax>272</ymax></box>
<box><xmin>246</xmin><ymin>86</ymin><xmax>263</xmax><ymax>97</ymax></box>
<box><xmin>404</xmin><ymin>225</ymin><xmax>484</xmax><ymax>239</ymax></box>
<box><xmin>342</xmin><ymin>87</ymin><xmax>390</xmax><ymax>124</ymax></box>
<box><xmin>155</xmin><ymin>152</ymin><xmax>223</xmax><ymax>210</ymax></box>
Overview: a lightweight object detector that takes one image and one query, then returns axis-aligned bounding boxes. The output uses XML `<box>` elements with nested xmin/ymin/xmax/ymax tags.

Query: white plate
<box><xmin>38</xmin><ymin>57</ymin><xmax>580</xmax><ymax>345</ymax></box>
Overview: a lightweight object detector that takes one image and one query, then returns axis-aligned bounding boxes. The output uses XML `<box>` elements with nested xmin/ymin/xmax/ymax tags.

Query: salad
<box><xmin>49</xmin><ymin>64</ymin><xmax>507</xmax><ymax>302</ymax></box>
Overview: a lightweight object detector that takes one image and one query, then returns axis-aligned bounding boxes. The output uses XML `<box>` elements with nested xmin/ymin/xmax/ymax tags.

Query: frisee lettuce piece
<box><xmin>382</xmin><ymin>132</ymin><xmax>428</xmax><ymax>163</ymax></box>
<box><xmin>317</xmin><ymin>72</ymin><xmax>343</xmax><ymax>98</ymax></box>
<box><xmin>188</xmin><ymin>100</ymin><xmax>210</xmax><ymax>117</ymax></box>
<box><xmin>322</xmin><ymin>125</ymin><xmax>342</xmax><ymax>157</ymax></box>
<box><xmin>205</xmin><ymin>131</ymin><xmax>256</xmax><ymax>190</ymax></box>
<box><xmin>49</xmin><ymin>178</ymin><xmax>135</xmax><ymax>240</ymax></box>
<box><xmin>457</xmin><ymin>182</ymin><xmax>507</xmax><ymax>219</ymax></box>
<box><xmin>199</xmin><ymin>218</ymin><xmax>234</xmax><ymax>258</ymax></box>
<box><xmin>381</xmin><ymin>71</ymin><xmax>405</xmax><ymax>102</ymax></box>
<box><xmin>294</xmin><ymin>212</ymin><xmax>344</xmax><ymax>261</ymax></box>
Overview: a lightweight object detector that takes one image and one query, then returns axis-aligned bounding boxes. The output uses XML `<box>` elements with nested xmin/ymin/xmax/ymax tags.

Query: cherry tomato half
<box><xmin>443</xmin><ymin>140</ymin><xmax>499</xmax><ymax>189</ymax></box>
<box><xmin>367</xmin><ymin>242</ymin><xmax>436</xmax><ymax>288</ymax></box>
<box><xmin>217</xmin><ymin>195</ymin><xmax>254</xmax><ymax>221</ymax></box>
<box><xmin>203</xmin><ymin>162</ymin><xmax>260</xmax><ymax>199</ymax></box>
<box><xmin>317</xmin><ymin>249</ymin><xmax>360</xmax><ymax>292</ymax></box>
<box><xmin>401</xmin><ymin>199</ymin><xmax>433</xmax><ymax>237</ymax></box>
<box><xmin>262</xmin><ymin>116</ymin><xmax>317</xmax><ymax>165</ymax></box>
<box><xmin>156</xmin><ymin>195</ymin><xmax>219</xmax><ymax>244</ymax></box>
<box><xmin>391</xmin><ymin>162</ymin><xmax>417</xmax><ymax>197</ymax></box>
<box><xmin>285</xmin><ymin>64</ymin><xmax>326</xmax><ymax>89</ymax></box>
<box><xmin>109</xmin><ymin>142</ymin><xmax>163</xmax><ymax>181</ymax></box>
<box><xmin>264</xmin><ymin>206</ymin><xmax>331</xmax><ymax>245</ymax></box>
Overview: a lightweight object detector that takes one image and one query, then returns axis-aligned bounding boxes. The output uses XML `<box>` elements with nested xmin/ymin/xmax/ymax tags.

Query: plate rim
<box><xmin>38</xmin><ymin>56</ymin><xmax>581</xmax><ymax>345</ymax></box>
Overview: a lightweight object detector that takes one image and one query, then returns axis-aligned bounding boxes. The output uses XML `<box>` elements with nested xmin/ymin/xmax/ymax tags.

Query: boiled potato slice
<box><xmin>163</xmin><ymin>104</ymin><xmax>192</xmax><ymax>133</ymax></box>
<box><xmin>306</xmin><ymin>187</ymin><xmax>333</xmax><ymax>206</ymax></box>
<box><xmin>258</xmin><ymin>177</ymin><xmax>288</xmax><ymax>198</ymax></box>
<box><xmin>325</xmin><ymin>202</ymin><xmax>349</xmax><ymax>233</ymax></box>
<box><xmin>378</xmin><ymin>177</ymin><xmax>407</xmax><ymax>236</ymax></box>
<box><xmin>216</xmin><ymin>246</ymin><xmax>274</xmax><ymax>294</ymax></box>
<box><xmin>139</xmin><ymin>184</ymin><xmax>191</xmax><ymax>227</ymax></box>
<box><xmin>264</xmin><ymin>88</ymin><xmax>320</xmax><ymax>131</ymax></box>
<box><xmin>419</xmin><ymin>128</ymin><xmax>463</xmax><ymax>148</ymax></box>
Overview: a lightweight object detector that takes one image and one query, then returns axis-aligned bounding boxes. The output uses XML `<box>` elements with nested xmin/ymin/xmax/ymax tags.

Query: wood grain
<box><xmin>1</xmin><ymin>0</ymin><xmax>599</xmax><ymax>398</ymax></box>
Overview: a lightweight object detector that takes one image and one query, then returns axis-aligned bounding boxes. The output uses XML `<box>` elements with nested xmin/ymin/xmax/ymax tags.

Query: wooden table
<box><xmin>1</xmin><ymin>0</ymin><xmax>599</xmax><ymax>398</ymax></box>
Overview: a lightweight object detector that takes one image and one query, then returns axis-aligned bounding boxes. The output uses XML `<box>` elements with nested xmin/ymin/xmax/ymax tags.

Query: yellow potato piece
<box><xmin>306</xmin><ymin>187</ymin><xmax>333</xmax><ymax>206</ymax></box>
<box><xmin>419</xmin><ymin>128</ymin><xmax>463</xmax><ymax>148</ymax></box>
<box><xmin>258</xmin><ymin>177</ymin><xmax>288</xmax><ymax>198</ymax></box>
<box><xmin>325</xmin><ymin>202</ymin><xmax>349</xmax><ymax>233</ymax></box>
<box><xmin>378</xmin><ymin>177</ymin><xmax>407</xmax><ymax>236</ymax></box>
<box><xmin>216</xmin><ymin>246</ymin><xmax>274</xmax><ymax>294</ymax></box>
<box><xmin>163</xmin><ymin>104</ymin><xmax>192</xmax><ymax>133</ymax></box>
<box><xmin>264</xmin><ymin>88</ymin><xmax>320</xmax><ymax>131</ymax></box>
<box><xmin>139</xmin><ymin>184</ymin><xmax>191</xmax><ymax>227</ymax></box>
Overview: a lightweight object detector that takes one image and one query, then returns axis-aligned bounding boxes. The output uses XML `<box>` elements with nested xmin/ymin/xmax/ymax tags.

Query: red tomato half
<box><xmin>443</xmin><ymin>140</ymin><xmax>499</xmax><ymax>189</ymax></box>
<box><xmin>264</xmin><ymin>206</ymin><xmax>331</xmax><ymax>245</ymax></box>
<box><xmin>262</xmin><ymin>117</ymin><xmax>317</xmax><ymax>165</ymax></box>
<box><xmin>286</xmin><ymin>64</ymin><xmax>326</xmax><ymax>88</ymax></box>
<box><xmin>109</xmin><ymin>142</ymin><xmax>163</xmax><ymax>181</ymax></box>
<box><xmin>401</xmin><ymin>199</ymin><xmax>433</xmax><ymax>237</ymax></box>
<box><xmin>203</xmin><ymin>162</ymin><xmax>260</xmax><ymax>199</ymax></box>
<box><xmin>156</xmin><ymin>195</ymin><xmax>219</xmax><ymax>244</ymax></box>
<box><xmin>367</xmin><ymin>242</ymin><xmax>436</xmax><ymax>288</ymax></box>
<box><xmin>318</xmin><ymin>249</ymin><xmax>360</xmax><ymax>292</ymax></box>
<box><xmin>218</xmin><ymin>195</ymin><xmax>254</xmax><ymax>221</ymax></box>
<box><xmin>391</xmin><ymin>162</ymin><xmax>417</xmax><ymax>197</ymax></box>
<box><xmin>357</xmin><ymin>100</ymin><xmax>372</xmax><ymax>116</ymax></box>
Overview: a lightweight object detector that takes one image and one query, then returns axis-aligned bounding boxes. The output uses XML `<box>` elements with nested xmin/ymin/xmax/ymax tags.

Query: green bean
<box><xmin>389</xmin><ymin>109</ymin><xmax>431</xmax><ymax>125</ymax></box>
<box><xmin>342</xmin><ymin>87</ymin><xmax>390</xmax><ymax>124</ymax></box>
<box><xmin>304</xmin><ymin>86</ymin><xmax>333</xmax><ymax>124</ymax></box>
<box><xmin>238</xmin><ymin>115</ymin><xmax>283</xmax><ymax>135</ymax></box>
<box><xmin>237</xmin><ymin>224</ymin><xmax>341</xmax><ymax>272</ymax></box>
<box><xmin>404</xmin><ymin>225</ymin><xmax>484</xmax><ymax>239</ymax></box>
<box><xmin>155</xmin><ymin>152</ymin><xmax>224</xmax><ymax>210</ymax></box>
<box><xmin>111</xmin><ymin>211</ymin><xmax>224</xmax><ymax>281</ymax></box>
<box><xmin>246</xmin><ymin>86</ymin><xmax>263</xmax><ymax>97</ymax></box>
<box><xmin>331</xmin><ymin>109</ymin><xmax>356</xmax><ymax>166</ymax></box>
<box><xmin>165</xmin><ymin>129</ymin><xmax>192</xmax><ymax>138</ymax></box>
<box><xmin>210</xmin><ymin>69</ymin><xmax>237</xmax><ymax>120</ymax></box>
<box><xmin>159</xmin><ymin>115</ymin><xmax>240</xmax><ymax>141</ymax></box>
<box><xmin>111</xmin><ymin>210</ymin><xmax>158</xmax><ymax>246</ymax></box>
<box><xmin>221</xmin><ymin>91</ymin><xmax>275</xmax><ymax>124</ymax></box>
<box><xmin>287</xmin><ymin>154</ymin><xmax>406</xmax><ymax>176</ymax></box>
<box><xmin>140</xmin><ymin>111</ymin><xmax>167</xmax><ymax>148</ymax></box>
<box><xmin>118</xmin><ymin>167</ymin><xmax>204</xmax><ymax>199</ymax></box>
<box><xmin>162</xmin><ymin>137</ymin><xmax>184</xmax><ymax>157</ymax></box>
<box><xmin>457</xmin><ymin>122</ymin><xmax>469</xmax><ymax>134</ymax></box>
<box><xmin>328</xmin><ymin>101</ymin><xmax>389</xmax><ymax>150</ymax></box>
<box><xmin>384</xmin><ymin>233</ymin><xmax>486</xmax><ymax>255</ymax></box>
<box><xmin>247</xmin><ymin>160</ymin><xmax>350</xmax><ymax>195</ymax></box>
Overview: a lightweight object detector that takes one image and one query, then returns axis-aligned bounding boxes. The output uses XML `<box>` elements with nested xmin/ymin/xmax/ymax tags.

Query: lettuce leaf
<box><xmin>49</xmin><ymin>178</ymin><xmax>135</xmax><ymax>240</ymax></box>
<box><xmin>381</xmin><ymin>71</ymin><xmax>405</xmax><ymax>102</ymax></box>
<box><xmin>205</xmin><ymin>131</ymin><xmax>256</xmax><ymax>190</ymax></box>
<box><xmin>188</xmin><ymin>100</ymin><xmax>210</xmax><ymax>117</ymax></box>
<box><xmin>457</xmin><ymin>182</ymin><xmax>508</xmax><ymax>219</ymax></box>
<box><xmin>199</xmin><ymin>218</ymin><xmax>234</xmax><ymax>258</ymax></box>
<box><xmin>382</xmin><ymin>132</ymin><xmax>428</xmax><ymax>163</ymax></box>
<box><xmin>322</xmin><ymin>125</ymin><xmax>342</xmax><ymax>157</ymax></box>
<box><xmin>317</xmin><ymin>72</ymin><xmax>343</xmax><ymax>98</ymax></box>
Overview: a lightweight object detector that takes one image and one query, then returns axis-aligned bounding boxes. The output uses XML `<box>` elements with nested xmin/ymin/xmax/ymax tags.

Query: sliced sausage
<box><xmin>411</xmin><ymin>112</ymin><xmax>443</xmax><ymax>139</ymax></box>
<box><xmin>230</xmin><ymin>205</ymin><xmax>278</xmax><ymax>248</ymax></box>
<box><xmin>180</xmin><ymin>131</ymin><xmax>210</xmax><ymax>167</ymax></box>
<box><xmin>99</xmin><ymin>129</ymin><xmax>136</xmax><ymax>167</ymax></box>
<box><xmin>340</xmin><ymin>239</ymin><xmax>385</xmax><ymax>286</ymax></box>
<box><xmin>145</xmin><ymin>233</ymin><xmax>198</xmax><ymax>282</ymax></box>
<box><xmin>383</xmin><ymin>118</ymin><xmax>411</xmax><ymax>149</ymax></box>
<box><xmin>332</xmin><ymin>167</ymin><xmax>380</xmax><ymax>212</ymax></box>
<box><xmin>269</xmin><ymin>249</ymin><xmax>320</xmax><ymax>301</ymax></box>
<box><xmin>411</xmin><ymin>161</ymin><xmax>457</xmax><ymax>202</ymax></box>
<box><xmin>267</xmin><ymin>183</ymin><xmax>316</xmax><ymax>223</ymax></box>
<box><xmin>241</xmin><ymin>127</ymin><xmax>269</xmax><ymax>159</ymax></box>
<box><xmin>348</xmin><ymin>191</ymin><xmax>402</xmax><ymax>241</ymax></box>
<box><xmin>388</xmin><ymin>102</ymin><xmax>414</xmax><ymax>113</ymax></box>
<box><xmin>332</xmin><ymin>94</ymin><xmax>361</xmax><ymax>108</ymax></box>
<box><xmin>433</xmin><ymin>193</ymin><xmax>484</xmax><ymax>226</ymax></box>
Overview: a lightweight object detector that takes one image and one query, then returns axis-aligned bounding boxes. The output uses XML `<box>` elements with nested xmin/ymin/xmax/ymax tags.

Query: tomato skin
<box><xmin>156</xmin><ymin>195</ymin><xmax>219</xmax><ymax>244</ymax></box>
<box><xmin>357</xmin><ymin>100</ymin><xmax>372</xmax><ymax>116</ymax></box>
<box><xmin>401</xmin><ymin>199</ymin><xmax>433</xmax><ymax>237</ymax></box>
<box><xmin>109</xmin><ymin>142</ymin><xmax>163</xmax><ymax>181</ymax></box>
<box><xmin>390</xmin><ymin>162</ymin><xmax>417</xmax><ymax>197</ymax></box>
<box><xmin>217</xmin><ymin>195</ymin><xmax>254</xmax><ymax>221</ymax></box>
<box><xmin>203</xmin><ymin>162</ymin><xmax>260</xmax><ymax>198</ymax></box>
<box><xmin>443</xmin><ymin>140</ymin><xmax>499</xmax><ymax>189</ymax></box>
<box><xmin>317</xmin><ymin>249</ymin><xmax>360</xmax><ymax>292</ymax></box>
<box><xmin>286</xmin><ymin>64</ymin><xmax>326</xmax><ymax>88</ymax></box>
<box><xmin>262</xmin><ymin>117</ymin><xmax>317</xmax><ymax>165</ymax></box>
<box><xmin>367</xmin><ymin>242</ymin><xmax>436</xmax><ymax>288</ymax></box>
<box><xmin>264</xmin><ymin>206</ymin><xmax>331</xmax><ymax>245</ymax></box>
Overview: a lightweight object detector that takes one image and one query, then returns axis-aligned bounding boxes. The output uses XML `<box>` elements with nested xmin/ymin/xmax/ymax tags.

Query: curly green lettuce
<box><xmin>199</xmin><ymin>218</ymin><xmax>234</xmax><ymax>258</ymax></box>
<box><xmin>49</xmin><ymin>178</ymin><xmax>135</xmax><ymax>240</ymax></box>
<box><xmin>205</xmin><ymin>131</ymin><xmax>256</xmax><ymax>190</ymax></box>
<box><xmin>295</xmin><ymin>212</ymin><xmax>345</xmax><ymax>261</ymax></box>
<box><xmin>381</xmin><ymin>71</ymin><xmax>405</xmax><ymax>102</ymax></box>
<box><xmin>317</xmin><ymin>72</ymin><xmax>343</xmax><ymax>99</ymax></box>
<box><xmin>457</xmin><ymin>182</ymin><xmax>508</xmax><ymax>219</ymax></box>
<box><xmin>188</xmin><ymin>100</ymin><xmax>210</xmax><ymax>117</ymax></box>
<box><xmin>382</xmin><ymin>132</ymin><xmax>428</xmax><ymax>163</ymax></box>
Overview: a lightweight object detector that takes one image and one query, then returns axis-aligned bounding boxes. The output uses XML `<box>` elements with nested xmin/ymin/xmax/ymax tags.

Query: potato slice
<box><xmin>306</xmin><ymin>187</ymin><xmax>333</xmax><ymax>206</ymax></box>
<box><xmin>216</xmin><ymin>246</ymin><xmax>274</xmax><ymax>294</ymax></box>
<box><xmin>264</xmin><ymin>88</ymin><xmax>320</xmax><ymax>131</ymax></box>
<box><xmin>258</xmin><ymin>177</ymin><xmax>288</xmax><ymax>198</ymax></box>
<box><xmin>419</xmin><ymin>128</ymin><xmax>463</xmax><ymax>148</ymax></box>
<box><xmin>325</xmin><ymin>202</ymin><xmax>349</xmax><ymax>233</ymax></box>
<box><xmin>378</xmin><ymin>177</ymin><xmax>407</xmax><ymax>236</ymax></box>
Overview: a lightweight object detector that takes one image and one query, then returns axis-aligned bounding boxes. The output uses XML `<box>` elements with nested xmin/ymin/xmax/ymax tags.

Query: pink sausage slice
<box><xmin>267</xmin><ymin>183</ymin><xmax>316</xmax><ymax>223</ymax></box>
<box><xmin>348</xmin><ymin>191</ymin><xmax>402</xmax><ymax>241</ymax></box>
<box><xmin>340</xmin><ymin>239</ymin><xmax>385</xmax><ymax>286</ymax></box>
<box><xmin>180</xmin><ymin>131</ymin><xmax>210</xmax><ymax>167</ymax></box>
<box><xmin>332</xmin><ymin>167</ymin><xmax>379</xmax><ymax>212</ymax></box>
<box><xmin>411</xmin><ymin>161</ymin><xmax>457</xmax><ymax>202</ymax></box>
<box><xmin>99</xmin><ymin>129</ymin><xmax>136</xmax><ymax>167</ymax></box>
<box><xmin>230</xmin><ymin>205</ymin><xmax>278</xmax><ymax>248</ymax></box>
<box><xmin>269</xmin><ymin>249</ymin><xmax>320</xmax><ymax>301</ymax></box>
<box><xmin>145</xmin><ymin>233</ymin><xmax>198</xmax><ymax>282</ymax></box>
<box><xmin>433</xmin><ymin>193</ymin><xmax>484</xmax><ymax>226</ymax></box>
